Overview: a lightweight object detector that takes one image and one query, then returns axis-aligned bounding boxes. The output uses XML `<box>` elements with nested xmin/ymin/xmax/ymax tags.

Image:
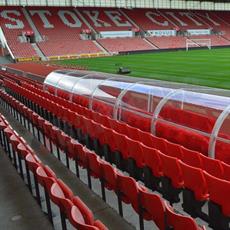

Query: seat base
<box><xmin>161</xmin><ymin>177</ymin><xmax>181</xmax><ymax>204</ymax></box>
<box><xmin>182</xmin><ymin>189</ymin><xmax>208</xmax><ymax>221</ymax></box>
<box><xmin>208</xmin><ymin>201</ymin><xmax>230</xmax><ymax>230</ymax></box>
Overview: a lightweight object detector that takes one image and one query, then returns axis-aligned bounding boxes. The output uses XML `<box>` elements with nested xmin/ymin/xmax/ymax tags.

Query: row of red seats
<box><xmin>0</xmin><ymin>113</ymin><xmax>107</xmax><ymax>230</ymax></box>
<box><xmin>2</xmin><ymin>82</ymin><xmax>230</xmax><ymax>229</ymax></box>
<box><xmin>0</xmin><ymin>89</ymin><xmax>207</xmax><ymax>230</ymax></box>
<box><xmin>97</xmin><ymin>37</ymin><xmax>155</xmax><ymax>53</ymax></box>
<box><xmin>0</xmin><ymin>70</ymin><xmax>42</xmax><ymax>88</ymax></box>
<box><xmin>16</xmin><ymin>81</ymin><xmax>230</xmax><ymax>178</ymax></box>
<box><xmin>43</xmin><ymin>83</ymin><xmax>227</xmax><ymax>159</ymax></box>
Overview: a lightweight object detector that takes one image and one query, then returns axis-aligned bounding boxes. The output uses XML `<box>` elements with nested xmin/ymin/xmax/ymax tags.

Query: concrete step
<box><xmin>143</xmin><ymin>38</ymin><xmax>159</xmax><ymax>49</ymax></box>
<box><xmin>31</xmin><ymin>43</ymin><xmax>47</xmax><ymax>61</ymax></box>
<box><xmin>92</xmin><ymin>40</ymin><xmax>109</xmax><ymax>54</ymax></box>
<box><xmin>22</xmin><ymin>7</ymin><xmax>43</xmax><ymax>42</ymax></box>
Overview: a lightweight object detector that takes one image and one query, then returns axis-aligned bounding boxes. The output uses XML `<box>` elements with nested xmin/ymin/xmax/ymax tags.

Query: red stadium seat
<box><xmin>200</xmin><ymin>154</ymin><xmax>224</xmax><ymax>179</ymax></box>
<box><xmin>139</xmin><ymin>190</ymin><xmax>166</xmax><ymax>230</ymax></box>
<box><xmin>159</xmin><ymin>152</ymin><xmax>183</xmax><ymax>203</ymax></box>
<box><xmin>142</xmin><ymin>144</ymin><xmax>163</xmax><ymax>190</ymax></box>
<box><xmin>180</xmin><ymin>161</ymin><xmax>209</xmax><ymax>218</ymax></box>
<box><xmin>204</xmin><ymin>171</ymin><xmax>230</xmax><ymax>230</ymax></box>
<box><xmin>165</xmin><ymin>201</ymin><xmax>206</xmax><ymax>230</ymax></box>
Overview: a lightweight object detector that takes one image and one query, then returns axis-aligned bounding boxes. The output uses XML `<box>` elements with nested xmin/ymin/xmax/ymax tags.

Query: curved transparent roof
<box><xmin>44</xmin><ymin>70</ymin><xmax>230</xmax><ymax>160</ymax></box>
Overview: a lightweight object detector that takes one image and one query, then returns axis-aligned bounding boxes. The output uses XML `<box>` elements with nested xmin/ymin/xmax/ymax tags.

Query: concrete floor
<box><xmin>0</xmin><ymin>147</ymin><xmax>53</xmax><ymax>230</ymax></box>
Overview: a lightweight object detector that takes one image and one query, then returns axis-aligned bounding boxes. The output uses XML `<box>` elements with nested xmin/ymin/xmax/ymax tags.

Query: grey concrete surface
<box><xmin>0</xmin><ymin>147</ymin><xmax>53</xmax><ymax>230</ymax></box>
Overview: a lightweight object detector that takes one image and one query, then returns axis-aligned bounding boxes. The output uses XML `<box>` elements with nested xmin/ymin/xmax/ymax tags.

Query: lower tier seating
<box><xmin>97</xmin><ymin>37</ymin><xmax>156</xmax><ymax>53</ymax></box>
<box><xmin>147</xmin><ymin>36</ymin><xmax>187</xmax><ymax>49</ymax></box>
<box><xmin>37</xmin><ymin>39</ymin><xmax>102</xmax><ymax>57</ymax></box>
<box><xmin>2</xmin><ymin>77</ymin><xmax>230</xmax><ymax>229</ymax></box>
<box><xmin>0</xmin><ymin>91</ymin><xmax>207</xmax><ymax>230</ymax></box>
<box><xmin>0</xmin><ymin>114</ymin><xmax>107</xmax><ymax>230</ymax></box>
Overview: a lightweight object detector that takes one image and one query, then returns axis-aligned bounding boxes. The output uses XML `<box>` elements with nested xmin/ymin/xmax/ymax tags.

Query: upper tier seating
<box><xmin>97</xmin><ymin>37</ymin><xmax>155</xmax><ymax>53</ymax></box>
<box><xmin>123</xmin><ymin>9</ymin><xmax>176</xmax><ymax>30</ymax></box>
<box><xmin>28</xmin><ymin>7</ymin><xmax>101</xmax><ymax>56</ymax></box>
<box><xmin>1</xmin><ymin>7</ymin><xmax>230</xmax><ymax>58</ymax></box>
<box><xmin>79</xmin><ymin>7</ymin><xmax>134</xmax><ymax>32</ymax></box>
<box><xmin>0</xmin><ymin>7</ymin><xmax>38</xmax><ymax>58</ymax></box>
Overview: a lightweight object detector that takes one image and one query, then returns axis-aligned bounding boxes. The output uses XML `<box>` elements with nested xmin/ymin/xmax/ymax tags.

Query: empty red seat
<box><xmin>165</xmin><ymin>202</ymin><xmax>205</xmax><ymax>230</ymax></box>
<box><xmin>204</xmin><ymin>171</ymin><xmax>230</xmax><ymax>230</ymax></box>
<box><xmin>180</xmin><ymin>161</ymin><xmax>209</xmax><ymax>218</ymax></box>
<box><xmin>139</xmin><ymin>190</ymin><xmax>166</xmax><ymax>230</ymax></box>
<box><xmin>116</xmin><ymin>173</ymin><xmax>146</xmax><ymax>215</ymax></box>
<box><xmin>142</xmin><ymin>144</ymin><xmax>163</xmax><ymax>190</ymax></box>
<box><xmin>180</xmin><ymin>161</ymin><xmax>209</xmax><ymax>201</ymax></box>
<box><xmin>181</xmin><ymin>147</ymin><xmax>203</xmax><ymax>168</ymax></box>
<box><xmin>159</xmin><ymin>152</ymin><xmax>183</xmax><ymax>203</ymax></box>
<box><xmin>200</xmin><ymin>154</ymin><xmax>224</xmax><ymax>179</ymax></box>
<box><xmin>100</xmin><ymin>160</ymin><xmax>117</xmax><ymax>191</ymax></box>
<box><xmin>222</xmin><ymin>162</ymin><xmax>230</xmax><ymax>181</ymax></box>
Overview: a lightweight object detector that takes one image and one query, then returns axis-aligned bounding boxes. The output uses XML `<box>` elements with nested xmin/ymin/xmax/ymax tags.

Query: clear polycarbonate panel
<box><xmin>43</xmin><ymin>71</ymin><xmax>65</xmax><ymax>89</ymax></box>
<box><xmin>44</xmin><ymin>69</ymin><xmax>230</xmax><ymax>160</ymax></box>
<box><xmin>117</xmin><ymin>82</ymin><xmax>173</xmax><ymax>124</ymax></box>
<box><xmin>71</xmin><ymin>74</ymin><xmax>109</xmax><ymax>96</ymax></box>
<box><xmin>92</xmin><ymin>77</ymin><xmax>135</xmax><ymax>113</ymax></box>
<box><xmin>214</xmin><ymin>112</ymin><xmax>230</xmax><ymax>162</ymax></box>
<box><xmin>44</xmin><ymin>69</ymin><xmax>85</xmax><ymax>90</ymax></box>
<box><xmin>157</xmin><ymin>89</ymin><xmax>230</xmax><ymax>134</ymax></box>
<box><xmin>56</xmin><ymin>75</ymin><xmax>82</xmax><ymax>91</ymax></box>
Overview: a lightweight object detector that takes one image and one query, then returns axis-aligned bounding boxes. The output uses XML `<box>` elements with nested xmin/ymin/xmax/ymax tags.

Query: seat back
<box><xmin>100</xmin><ymin>160</ymin><xmax>117</xmax><ymax>191</ymax></box>
<box><xmin>142</xmin><ymin>144</ymin><xmax>163</xmax><ymax>177</ymax></box>
<box><xmin>181</xmin><ymin>147</ymin><xmax>203</xmax><ymax>168</ymax></box>
<box><xmin>200</xmin><ymin>154</ymin><xmax>224</xmax><ymax>179</ymax></box>
<box><xmin>117</xmin><ymin>173</ymin><xmax>139</xmax><ymax>212</ymax></box>
<box><xmin>139</xmin><ymin>190</ymin><xmax>166</xmax><ymax>230</ymax></box>
<box><xmin>165</xmin><ymin>202</ymin><xmax>202</xmax><ymax>230</ymax></box>
<box><xmin>204</xmin><ymin>171</ymin><xmax>230</xmax><ymax>216</ymax></box>
<box><xmin>180</xmin><ymin>161</ymin><xmax>208</xmax><ymax>201</ymax></box>
<box><xmin>159</xmin><ymin>152</ymin><xmax>183</xmax><ymax>188</ymax></box>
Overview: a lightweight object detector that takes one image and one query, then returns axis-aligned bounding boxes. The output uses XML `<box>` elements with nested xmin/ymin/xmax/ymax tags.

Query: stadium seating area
<box><xmin>147</xmin><ymin>36</ymin><xmax>187</xmax><ymax>49</ymax></box>
<box><xmin>1</xmin><ymin>69</ymin><xmax>230</xmax><ymax>229</ymax></box>
<box><xmin>1</xmin><ymin>7</ymin><xmax>230</xmax><ymax>59</ymax></box>
<box><xmin>97</xmin><ymin>37</ymin><xmax>155</xmax><ymax>53</ymax></box>
<box><xmin>0</xmin><ymin>7</ymin><xmax>38</xmax><ymax>58</ymax></box>
<box><xmin>28</xmin><ymin>7</ymin><xmax>101</xmax><ymax>56</ymax></box>
<box><xmin>0</xmin><ymin>114</ymin><xmax>107</xmax><ymax>230</ymax></box>
<box><xmin>0</xmin><ymin>70</ymin><xmax>212</xmax><ymax>230</ymax></box>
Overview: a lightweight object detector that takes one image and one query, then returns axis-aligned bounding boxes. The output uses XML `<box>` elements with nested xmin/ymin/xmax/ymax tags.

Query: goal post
<box><xmin>186</xmin><ymin>38</ymin><xmax>211</xmax><ymax>51</ymax></box>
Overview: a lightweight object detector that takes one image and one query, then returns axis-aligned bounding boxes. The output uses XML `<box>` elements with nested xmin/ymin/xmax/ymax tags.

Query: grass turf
<box><xmin>55</xmin><ymin>48</ymin><xmax>230</xmax><ymax>90</ymax></box>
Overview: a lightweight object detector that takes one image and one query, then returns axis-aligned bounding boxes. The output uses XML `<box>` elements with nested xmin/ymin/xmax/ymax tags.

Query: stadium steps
<box><xmin>74</xmin><ymin>9</ymin><xmax>97</xmax><ymax>34</ymax></box>
<box><xmin>118</xmin><ymin>9</ymin><xmax>141</xmax><ymax>30</ymax></box>
<box><xmin>143</xmin><ymin>38</ymin><xmax>159</xmax><ymax>49</ymax></box>
<box><xmin>0</xmin><ymin>101</ymin><xmax>135</xmax><ymax>230</ymax></box>
<box><xmin>22</xmin><ymin>7</ymin><xmax>43</xmax><ymax>42</ymax></box>
<box><xmin>92</xmin><ymin>40</ymin><xmax>110</xmax><ymax>54</ymax></box>
<box><xmin>220</xmin><ymin>35</ymin><xmax>230</xmax><ymax>43</ymax></box>
<box><xmin>156</xmin><ymin>9</ymin><xmax>179</xmax><ymax>28</ymax></box>
<box><xmin>31</xmin><ymin>43</ymin><xmax>48</xmax><ymax>61</ymax></box>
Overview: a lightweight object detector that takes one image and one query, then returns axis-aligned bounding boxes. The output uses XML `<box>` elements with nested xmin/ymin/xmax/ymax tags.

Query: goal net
<box><xmin>186</xmin><ymin>38</ymin><xmax>211</xmax><ymax>51</ymax></box>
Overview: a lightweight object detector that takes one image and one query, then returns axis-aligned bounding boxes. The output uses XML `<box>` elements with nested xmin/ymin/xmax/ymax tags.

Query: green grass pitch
<box><xmin>56</xmin><ymin>48</ymin><xmax>230</xmax><ymax>90</ymax></box>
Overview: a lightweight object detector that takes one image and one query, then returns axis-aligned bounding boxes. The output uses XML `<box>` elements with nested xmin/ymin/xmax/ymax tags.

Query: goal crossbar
<box><xmin>186</xmin><ymin>38</ymin><xmax>211</xmax><ymax>51</ymax></box>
